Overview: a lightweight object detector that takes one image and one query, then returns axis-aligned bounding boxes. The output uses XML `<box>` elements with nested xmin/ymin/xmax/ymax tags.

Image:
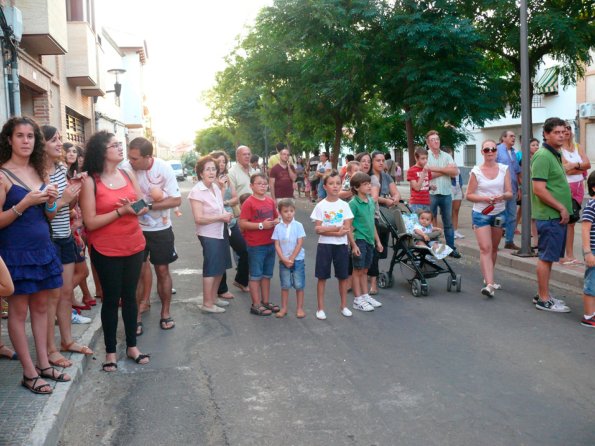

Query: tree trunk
<box><xmin>332</xmin><ymin>118</ymin><xmax>343</xmax><ymax>170</ymax></box>
<box><xmin>404</xmin><ymin>107</ymin><xmax>416</xmax><ymax>168</ymax></box>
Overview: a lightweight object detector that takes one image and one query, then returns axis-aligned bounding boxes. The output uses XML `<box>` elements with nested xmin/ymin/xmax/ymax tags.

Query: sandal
<box><xmin>262</xmin><ymin>302</ymin><xmax>280</xmax><ymax>313</ymax></box>
<box><xmin>136</xmin><ymin>321</ymin><xmax>144</xmax><ymax>336</ymax></box>
<box><xmin>48</xmin><ymin>351</ymin><xmax>72</xmax><ymax>368</ymax></box>
<box><xmin>83</xmin><ymin>297</ymin><xmax>97</xmax><ymax>306</ymax></box>
<box><xmin>159</xmin><ymin>317</ymin><xmax>175</xmax><ymax>330</ymax></box>
<box><xmin>72</xmin><ymin>303</ymin><xmax>91</xmax><ymax>311</ymax></box>
<box><xmin>0</xmin><ymin>343</ymin><xmax>17</xmax><ymax>360</ymax></box>
<box><xmin>102</xmin><ymin>362</ymin><xmax>118</xmax><ymax>372</ymax></box>
<box><xmin>127</xmin><ymin>353</ymin><xmax>150</xmax><ymax>364</ymax></box>
<box><xmin>217</xmin><ymin>292</ymin><xmax>234</xmax><ymax>300</ymax></box>
<box><xmin>61</xmin><ymin>341</ymin><xmax>93</xmax><ymax>356</ymax></box>
<box><xmin>250</xmin><ymin>304</ymin><xmax>272</xmax><ymax>316</ymax></box>
<box><xmin>232</xmin><ymin>281</ymin><xmax>249</xmax><ymax>292</ymax></box>
<box><xmin>21</xmin><ymin>375</ymin><xmax>52</xmax><ymax>394</ymax></box>
<box><xmin>35</xmin><ymin>365</ymin><xmax>71</xmax><ymax>382</ymax></box>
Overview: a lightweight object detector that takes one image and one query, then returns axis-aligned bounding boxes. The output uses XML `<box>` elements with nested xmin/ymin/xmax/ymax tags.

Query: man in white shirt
<box><xmin>124</xmin><ymin>137</ymin><xmax>181</xmax><ymax>332</ymax></box>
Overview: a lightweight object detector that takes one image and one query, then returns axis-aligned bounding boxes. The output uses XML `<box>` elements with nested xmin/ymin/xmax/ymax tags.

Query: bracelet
<box><xmin>115</xmin><ymin>209</ymin><xmax>122</xmax><ymax>218</ymax></box>
<box><xmin>45</xmin><ymin>201</ymin><xmax>57</xmax><ymax>212</ymax></box>
<box><xmin>11</xmin><ymin>205</ymin><xmax>22</xmax><ymax>217</ymax></box>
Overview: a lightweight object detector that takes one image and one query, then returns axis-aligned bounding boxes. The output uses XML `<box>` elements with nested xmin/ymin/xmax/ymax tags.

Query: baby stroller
<box><xmin>376</xmin><ymin>203</ymin><xmax>461</xmax><ymax>297</ymax></box>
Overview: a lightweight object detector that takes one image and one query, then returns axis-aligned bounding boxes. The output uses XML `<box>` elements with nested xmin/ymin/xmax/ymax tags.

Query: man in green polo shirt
<box><xmin>531</xmin><ymin>117</ymin><xmax>573</xmax><ymax>313</ymax></box>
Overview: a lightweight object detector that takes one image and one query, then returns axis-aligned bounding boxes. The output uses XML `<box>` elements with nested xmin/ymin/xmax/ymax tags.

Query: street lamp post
<box><xmin>516</xmin><ymin>0</ymin><xmax>534</xmax><ymax>257</ymax></box>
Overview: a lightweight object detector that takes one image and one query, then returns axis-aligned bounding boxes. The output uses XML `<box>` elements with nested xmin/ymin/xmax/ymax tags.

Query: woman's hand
<box><xmin>45</xmin><ymin>184</ymin><xmax>59</xmax><ymax>203</ymax></box>
<box><xmin>220</xmin><ymin>212</ymin><xmax>233</xmax><ymax>223</ymax></box>
<box><xmin>22</xmin><ymin>189</ymin><xmax>50</xmax><ymax>207</ymax></box>
<box><xmin>62</xmin><ymin>183</ymin><xmax>82</xmax><ymax>203</ymax></box>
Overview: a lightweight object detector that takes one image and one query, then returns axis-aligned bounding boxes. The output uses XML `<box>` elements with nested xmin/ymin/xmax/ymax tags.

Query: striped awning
<box><xmin>534</xmin><ymin>67</ymin><xmax>558</xmax><ymax>94</ymax></box>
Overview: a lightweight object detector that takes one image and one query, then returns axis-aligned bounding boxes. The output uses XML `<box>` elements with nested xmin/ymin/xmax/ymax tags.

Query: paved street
<box><xmin>56</xmin><ymin>181</ymin><xmax>595</xmax><ymax>446</ymax></box>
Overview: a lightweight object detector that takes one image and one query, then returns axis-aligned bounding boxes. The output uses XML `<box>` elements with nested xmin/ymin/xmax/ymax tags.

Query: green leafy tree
<box><xmin>194</xmin><ymin>126</ymin><xmax>235</xmax><ymax>157</ymax></box>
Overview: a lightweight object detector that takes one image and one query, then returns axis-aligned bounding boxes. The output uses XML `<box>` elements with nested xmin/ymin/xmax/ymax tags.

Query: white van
<box><xmin>167</xmin><ymin>160</ymin><xmax>185</xmax><ymax>181</ymax></box>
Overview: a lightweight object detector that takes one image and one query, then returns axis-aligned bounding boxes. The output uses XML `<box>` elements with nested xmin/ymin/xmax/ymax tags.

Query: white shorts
<box><xmin>451</xmin><ymin>185</ymin><xmax>463</xmax><ymax>201</ymax></box>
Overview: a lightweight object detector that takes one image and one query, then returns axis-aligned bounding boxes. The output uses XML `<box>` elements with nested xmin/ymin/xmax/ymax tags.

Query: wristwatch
<box><xmin>147</xmin><ymin>203</ymin><xmax>153</xmax><ymax>211</ymax></box>
<box><xmin>258</xmin><ymin>222</ymin><xmax>264</xmax><ymax>230</ymax></box>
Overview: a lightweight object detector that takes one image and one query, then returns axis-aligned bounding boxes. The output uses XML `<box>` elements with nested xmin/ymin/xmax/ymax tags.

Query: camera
<box><xmin>493</xmin><ymin>216</ymin><xmax>504</xmax><ymax>228</ymax></box>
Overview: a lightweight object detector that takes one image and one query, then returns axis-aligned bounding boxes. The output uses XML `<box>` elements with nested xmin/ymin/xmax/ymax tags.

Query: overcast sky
<box><xmin>101</xmin><ymin>0</ymin><xmax>271</xmax><ymax>145</ymax></box>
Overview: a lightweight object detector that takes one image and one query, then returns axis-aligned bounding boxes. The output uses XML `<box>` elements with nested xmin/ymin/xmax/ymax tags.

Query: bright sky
<box><xmin>101</xmin><ymin>0</ymin><xmax>271</xmax><ymax>145</ymax></box>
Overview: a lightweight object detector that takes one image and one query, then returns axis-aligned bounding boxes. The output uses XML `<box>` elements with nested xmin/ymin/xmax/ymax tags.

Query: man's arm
<box><xmin>428</xmin><ymin>163</ymin><xmax>458</xmax><ymax>178</ymax></box>
<box><xmin>532</xmin><ymin>180</ymin><xmax>569</xmax><ymax>224</ymax></box>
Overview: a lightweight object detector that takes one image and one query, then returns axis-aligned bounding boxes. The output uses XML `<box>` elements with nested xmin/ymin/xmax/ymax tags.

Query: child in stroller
<box><xmin>411</xmin><ymin>209</ymin><xmax>452</xmax><ymax>259</ymax></box>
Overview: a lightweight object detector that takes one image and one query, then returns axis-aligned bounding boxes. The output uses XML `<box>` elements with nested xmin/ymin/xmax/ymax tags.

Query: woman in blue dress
<box><xmin>0</xmin><ymin>117</ymin><xmax>68</xmax><ymax>394</ymax></box>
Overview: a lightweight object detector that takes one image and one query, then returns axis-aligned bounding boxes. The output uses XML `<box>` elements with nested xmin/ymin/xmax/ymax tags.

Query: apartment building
<box><xmin>0</xmin><ymin>0</ymin><xmax>150</xmax><ymax>149</ymax></box>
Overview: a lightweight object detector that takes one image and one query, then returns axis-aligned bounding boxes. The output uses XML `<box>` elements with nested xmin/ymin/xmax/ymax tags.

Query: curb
<box><xmin>25</xmin><ymin>312</ymin><xmax>103</xmax><ymax>446</ymax></box>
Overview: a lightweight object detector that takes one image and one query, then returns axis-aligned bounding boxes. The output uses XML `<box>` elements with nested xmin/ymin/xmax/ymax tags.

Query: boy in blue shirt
<box><xmin>272</xmin><ymin>199</ymin><xmax>306</xmax><ymax>318</ymax></box>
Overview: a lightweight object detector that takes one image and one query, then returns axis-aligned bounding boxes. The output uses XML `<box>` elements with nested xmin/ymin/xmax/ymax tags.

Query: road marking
<box><xmin>172</xmin><ymin>268</ymin><xmax>202</xmax><ymax>275</ymax></box>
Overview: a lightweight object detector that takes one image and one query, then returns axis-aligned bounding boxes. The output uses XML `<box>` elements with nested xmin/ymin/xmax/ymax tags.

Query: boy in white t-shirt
<box><xmin>310</xmin><ymin>172</ymin><xmax>354</xmax><ymax>320</ymax></box>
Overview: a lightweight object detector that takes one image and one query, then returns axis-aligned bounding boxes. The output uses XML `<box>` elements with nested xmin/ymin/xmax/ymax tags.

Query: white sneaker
<box><xmin>341</xmin><ymin>307</ymin><xmax>353</xmax><ymax>317</ymax></box>
<box><xmin>353</xmin><ymin>297</ymin><xmax>374</xmax><ymax>312</ymax></box>
<box><xmin>363</xmin><ymin>294</ymin><xmax>382</xmax><ymax>308</ymax></box>
<box><xmin>71</xmin><ymin>310</ymin><xmax>91</xmax><ymax>324</ymax></box>
<box><xmin>483</xmin><ymin>280</ymin><xmax>502</xmax><ymax>290</ymax></box>
<box><xmin>454</xmin><ymin>230</ymin><xmax>465</xmax><ymax>239</ymax></box>
<box><xmin>316</xmin><ymin>310</ymin><xmax>327</xmax><ymax>320</ymax></box>
<box><xmin>216</xmin><ymin>298</ymin><xmax>230</xmax><ymax>307</ymax></box>
<box><xmin>481</xmin><ymin>284</ymin><xmax>495</xmax><ymax>298</ymax></box>
<box><xmin>535</xmin><ymin>299</ymin><xmax>571</xmax><ymax>313</ymax></box>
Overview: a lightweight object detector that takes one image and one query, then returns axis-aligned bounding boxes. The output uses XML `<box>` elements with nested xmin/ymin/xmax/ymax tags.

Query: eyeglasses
<box><xmin>107</xmin><ymin>142</ymin><xmax>123</xmax><ymax>149</ymax></box>
<box><xmin>482</xmin><ymin>147</ymin><xmax>498</xmax><ymax>153</ymax></box>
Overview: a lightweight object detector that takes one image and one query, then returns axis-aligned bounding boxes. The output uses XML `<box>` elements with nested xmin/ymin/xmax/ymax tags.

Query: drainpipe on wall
<box><xmin>0</xmin><ymin>5</ymin><xmax>20</xmax><ymax>117</ymax></box>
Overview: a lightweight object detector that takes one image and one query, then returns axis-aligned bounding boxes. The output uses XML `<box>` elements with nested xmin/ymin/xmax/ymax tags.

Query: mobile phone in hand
<box><xmin>130</xmin><ymin>199</ymin><xmax>148</xmax><ymax>214</ymax></box>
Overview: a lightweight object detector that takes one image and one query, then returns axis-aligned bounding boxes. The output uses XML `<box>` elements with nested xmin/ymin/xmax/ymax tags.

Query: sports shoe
<box><xmin>448</xmin><ymin>249</ymin><xmax>461</xmax><ymax>259</ymax></box>
<box><xmin>532</xmin><ymin>294</ymin><xmax>566</xmax><ymax>305</ymax></box>
<box><xmin>199</xmin><ymin>304</ymin><xmax>225</xmax><ymax>313</ymax></box>
<box><xmin>364</xmin><ymin>294</ymin><xmax>382</xmax><ymax>308</ymax></box>
<box><xmin>353</xmin><ymin>297</ymin><xmax>374</xmax><ymax>312</ymax></box>
<box><xmin>341</xmin><ymin>307</ymin><xmax>353</xmax><ymax>317</ymax></box>
<box><xmin>454</xmin><ymin>230</ymin><xmax>465</xmax><ymax>239</ymax></box>
<box><xmin>71</xmin><ymin>310</ymin><xmax>91</xmax><ymax>324</ymax></box>
<box><xmin>535</xmin><ymin>299</ymin><xmax>571</xmax><ymax>313</ymax></box>
<box><xmin>580</xmin><ymin>315</ymin><xmax>595</xmax><ymax>327</ymax></box>
<box><xmin>483</xmin><ymin>280</ymin><xmax>502</xmax><ymax>290</ymax></box>
<box><xmin>481</xmin><ymin>284</ymin><xmax>495</xmax><ymax>298</ymax></box>
<box><xmin>316</xmin><ymin>310</ymin><xmax>327</xmax><ymax>320</ymax></box>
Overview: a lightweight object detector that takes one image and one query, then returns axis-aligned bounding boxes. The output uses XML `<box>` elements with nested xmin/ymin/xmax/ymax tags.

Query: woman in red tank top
<box><xmin>79</xmin><ymin>131</ymin><xmax>149</xmax><ymax>372</ymax></box>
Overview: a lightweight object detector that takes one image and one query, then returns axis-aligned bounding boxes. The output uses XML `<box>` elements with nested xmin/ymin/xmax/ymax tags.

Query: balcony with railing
<box><xmin>64</xmin><ymin>22</ymin><xmax>98</xmax><ymax>87</ymax></box>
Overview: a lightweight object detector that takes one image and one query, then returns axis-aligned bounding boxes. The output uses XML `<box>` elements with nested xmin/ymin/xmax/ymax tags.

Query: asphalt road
<box><xmin>59</xmin><ymin>181</ymin><xmax>595</xmax><ymax>446</ymax></box>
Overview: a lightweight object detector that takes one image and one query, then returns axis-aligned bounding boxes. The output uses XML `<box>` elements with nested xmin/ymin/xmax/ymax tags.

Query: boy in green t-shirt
<box><xmin>348</xmin><ymin>172</ymin><xmax>384</xmax><ymax>312</ymax></box>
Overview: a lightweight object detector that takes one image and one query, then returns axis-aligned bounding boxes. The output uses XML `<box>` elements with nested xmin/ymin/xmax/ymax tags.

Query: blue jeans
<box><xmin>503</xmin><ymin>198</ymin><xmax>517</xmax><ymax>243</ymax></box>
<box><xmin>279</xmin><ymin>260</ymin><xmax>305</xmax><ymax>290</ymax></box>
<box><xmin>430</xmin><ymin>194</ymin><xmax>454</xmax><ymax>248</ymax></box>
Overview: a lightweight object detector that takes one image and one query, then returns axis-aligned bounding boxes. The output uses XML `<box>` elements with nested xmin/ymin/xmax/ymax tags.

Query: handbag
<box><xmin>569</xmin><ymin>198</ymin><xmax>581</xmax><ymax>224</ymax></box>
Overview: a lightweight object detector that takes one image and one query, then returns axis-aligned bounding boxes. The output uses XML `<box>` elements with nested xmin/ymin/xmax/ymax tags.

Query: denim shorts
<box><xmin>279</xmin><ymin>259</ymin><xmax>305</xmax><ymax>290</ymax></box>
<box><xmin>352</xmin><ymin>239</ymin><xmax>374</xmax><ymax>270</ymax></box>
<box><xmin>52</xmin><ymin>235</ymin><xmax>77</xmax><ymax>265</ymax></box>
<box><xmin>409</xmin><ymin>203</ymin><xmax>430</xmax><ymax>213</ymax></box>
<box><xmin>315</xmin><ymin>244</ymin><xmax>349</xmax><ymax>280</ymax></box>
<box><xmin>471</xmin><ymin>210</ymin><xmax>506</xmax><ymax>229</ymax></box>
<box><xmin>536</xmin><ymin>219</ymin><xmax>567</xmax><ymax>263</ymax></box>
<box><xmin>248</xmin><ymin>243</ymin><xmax>276</xmax><ymax>280</ymax></box>
<box><xmin>584</xmin><ymin>263</ymin><xmax>595</xmax><ymax>296</ymax></box>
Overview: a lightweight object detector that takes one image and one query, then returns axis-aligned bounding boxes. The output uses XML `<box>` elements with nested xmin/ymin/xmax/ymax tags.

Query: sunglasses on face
<box><xmin>482</xmin><ymin>147</ymin><xmax>498</xmax><ymax>153</ymax></box>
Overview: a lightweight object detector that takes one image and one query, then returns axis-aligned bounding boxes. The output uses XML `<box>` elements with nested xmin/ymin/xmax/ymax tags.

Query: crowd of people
<box><xmin>0</xmin><ymin>114</ymin><xmax>593</xmax><ymax>395</ymax></box>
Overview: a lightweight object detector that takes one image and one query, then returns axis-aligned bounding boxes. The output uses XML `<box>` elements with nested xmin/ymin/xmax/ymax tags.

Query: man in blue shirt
<box><xmin>496</xmin><ymin>130</ymin><xmax>521</xmax><ymax>250</ymax></box>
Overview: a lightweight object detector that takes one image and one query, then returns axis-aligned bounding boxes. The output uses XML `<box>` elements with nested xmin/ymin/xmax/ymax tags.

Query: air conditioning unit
<box><xmin>579</xmin><ymin>103</ymin><xmax>595</xmax><ymax>119</ymax></box>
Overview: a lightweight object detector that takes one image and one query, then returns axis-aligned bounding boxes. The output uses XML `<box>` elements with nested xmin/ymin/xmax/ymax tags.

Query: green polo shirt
<box><xmin>427</xmin><ymin>150</ymin><xmax>455</xmax><ymax>196</ymax></box>
<box><xmin>531</xmin><ymin>144</ymin><xmax>573</xmax><ymax>220</ymax></box>
<box><xmin>349</xmin><ymin>194</ymin><xmax>376</xmax><ymax>245</ymax></box>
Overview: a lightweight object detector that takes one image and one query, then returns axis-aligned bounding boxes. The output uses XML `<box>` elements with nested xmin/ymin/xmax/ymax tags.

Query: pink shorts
<box><xmin>568</xmin><ymin>181</ymin><xmax>584</xmax><ymax>204</ymax></box>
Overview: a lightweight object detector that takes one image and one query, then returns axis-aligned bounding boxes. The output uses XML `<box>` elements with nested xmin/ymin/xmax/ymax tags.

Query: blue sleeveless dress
<box><xmin>0</xmin><ymin>184</ymin><xmax>63</xmax><ymax>295</ymax></box>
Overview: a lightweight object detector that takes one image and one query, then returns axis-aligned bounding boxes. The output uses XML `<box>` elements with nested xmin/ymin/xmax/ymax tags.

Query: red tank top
<box><xmin>87</xmin><ymin>170</ymin><xmax>146</xmax><ymax>256</ymax></box>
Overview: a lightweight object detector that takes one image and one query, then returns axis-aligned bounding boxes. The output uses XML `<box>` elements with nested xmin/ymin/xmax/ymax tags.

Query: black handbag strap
<box><xmin>0</xmin><ymin>167</ymin><xmax>33</xmax><ymax>191</ymax></box>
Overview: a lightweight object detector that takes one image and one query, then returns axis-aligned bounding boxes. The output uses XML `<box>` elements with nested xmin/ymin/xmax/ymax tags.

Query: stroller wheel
<box><xmin>447</xmin><ymin>276</ymin><xmax>453</xmax><ymax>292</ymax></box>
<box><xmin>411</xmin><ymin>279</ymin><xmax>422</xmax><ymax>297</ymax></box>
<box><xmin>378</xmin><ymin>272</ymin><xmax>392</xmax><ymax>289</ymax></box>
<box><xmin>456</xmin><ymin>274</ymin><xmax>462</xmax><ymax>292</ymax></box>
<box><xmin>421</xmin><ymin>282</ymin><xmax>429</xmax><ymax>296</ymax></box>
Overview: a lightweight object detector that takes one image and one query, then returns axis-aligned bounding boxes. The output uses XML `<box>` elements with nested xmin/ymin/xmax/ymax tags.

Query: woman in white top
<box><xmin>561</xmin><ymin>123</ymin><xmax>590</xmax><ymax>264</ymax></box>
<box><xmin>466</xmin><ymin>140</ymin><xmax>512</xmax><ymax>298</ymax></box>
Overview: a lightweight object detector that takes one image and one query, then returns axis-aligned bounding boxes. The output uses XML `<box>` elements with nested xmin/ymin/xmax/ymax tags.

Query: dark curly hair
<box><xmin>0</xmin><ymin>116</ymin><xmax>47</xmax><ymax>180</ymax></box>
<box><xmin>82</xmin><ymin>130</ymin><xmax>115</xmax><ymax>176</ymax></box>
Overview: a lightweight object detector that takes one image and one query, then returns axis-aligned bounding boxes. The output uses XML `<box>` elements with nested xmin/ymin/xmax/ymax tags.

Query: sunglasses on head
<box><xmin>482</xmin><ymin>147</ymin><xmax>497</xmax><ymax>153</ymax></box>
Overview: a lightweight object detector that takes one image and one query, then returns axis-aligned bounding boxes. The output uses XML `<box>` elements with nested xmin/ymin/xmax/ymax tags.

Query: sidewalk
<box><xmin>394</xmin><ymin>183</ymin><xmax>585</xmax><ymax>297</ymax></box>
<box><xmin>0</xmin><ymin>293</ymin><xmax>102</xmax><ymax>446</ymax></box>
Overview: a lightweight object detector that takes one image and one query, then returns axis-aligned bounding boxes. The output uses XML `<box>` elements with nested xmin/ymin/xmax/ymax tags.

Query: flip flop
<box><xmin>102</xmin><ymin>362</ymin><xmax>117</xmax><ymax>373</ymax></box>
<box><xmin>127</xmin><ymin>353</ymin><xmax>150</xmax><ymax>364</ymax></box>
<box><xmin>61</xmin><ymin>341</ymin><xmax>93</xmax><ymax>355</ymax></box>
<box><xmin>159</xmin><ymin>317</ymin><xmax>175</xmax><ymax>330</ymax></box>
<box><xmin>217</xmin><ymin>292</ymin><xmax>234</xmax><ymax>300</ymax></box>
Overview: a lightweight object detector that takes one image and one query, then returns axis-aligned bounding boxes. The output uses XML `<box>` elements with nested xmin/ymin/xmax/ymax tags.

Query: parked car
<box><xmin>168</xmin><ymin>160</ymin><xmax>185</xmax><ymax>181</ymax></box>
